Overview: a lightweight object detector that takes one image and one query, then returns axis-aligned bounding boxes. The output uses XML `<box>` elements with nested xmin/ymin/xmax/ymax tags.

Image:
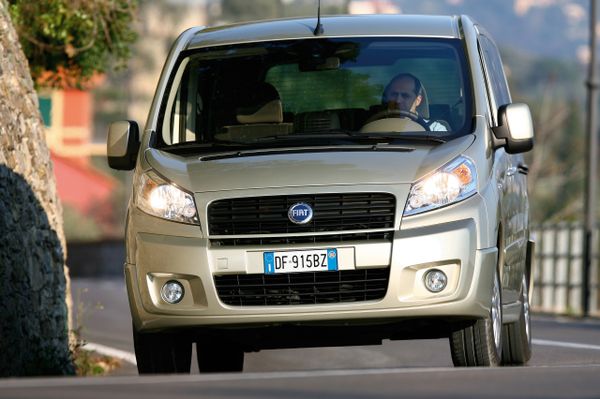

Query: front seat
<box><xmin>216</xmin><ymin>82</ymin><xmax>292</xmax><ymax>140</ymax></box>
<box><xmin>236</xmin><ymin>82</ymin><xmax>284</xmax><ymax>124</ymax></box>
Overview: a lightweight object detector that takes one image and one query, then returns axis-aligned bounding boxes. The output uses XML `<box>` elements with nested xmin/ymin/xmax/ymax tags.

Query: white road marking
<box><xmin>532</xmin><ymin>339</ymin><xmax>600</xmax><ymax>351</ymax></box>
<box><xmin>84</xmin><ymin>342</ymin><xmax>137</xmax><ymax>365</ymax></box>
<box><xmin>2</xmin><ymin>364</ymin><xmax>600</xmax><ymax>389</ymax></box>
<box><xmin>83</xmin><ymin>338</ymin><xmax>600</xmax><ymax>369</ymax></box>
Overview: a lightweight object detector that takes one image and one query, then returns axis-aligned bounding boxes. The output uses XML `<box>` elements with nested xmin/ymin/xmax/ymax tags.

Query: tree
<box><xmin>8</xmin><ymin>0</ymin><xmax>137</xmax><ymax>88</ymax></box>
<box><xmin>0</xmin><ymin>0</ymin><xmax>137</xmax><ymax>376</ymax></box>
<box><xmin>502</xmin><ymin>47</ymin><xmax>587</xmax><ymax>224</ymax></box>
<box><xmin>219</xmin><ymin>0</ymin><xmax>349</xmax><ymax>23</ymax></box>
<box><xmin>221</xmin><ymin>0</ymin><xmax>283</xmax><ymax>22</ymax></box>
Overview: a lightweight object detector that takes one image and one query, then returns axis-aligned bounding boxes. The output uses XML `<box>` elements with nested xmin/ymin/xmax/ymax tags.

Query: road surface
<box><xmin>0</xmin><ymin>277</ymin><xmax>599</xmax><ymax>398</ymax></box>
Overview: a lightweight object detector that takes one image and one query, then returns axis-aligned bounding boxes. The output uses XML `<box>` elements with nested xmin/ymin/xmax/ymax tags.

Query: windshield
<box><xmin>157</xmin><ymin>37</ymin><xmax>473</xmax><ymax>152</ymax></box>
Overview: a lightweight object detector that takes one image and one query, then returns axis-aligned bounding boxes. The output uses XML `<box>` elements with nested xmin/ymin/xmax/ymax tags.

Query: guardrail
<box><xmin>67</xmin><ymin>239</ymin><xmax>125</xmax><ymax>277</ymax></box>
<box><xmin>531</xmin><ymin>223</ymin><xmax>600</xmax><ymax>316</ymax></box>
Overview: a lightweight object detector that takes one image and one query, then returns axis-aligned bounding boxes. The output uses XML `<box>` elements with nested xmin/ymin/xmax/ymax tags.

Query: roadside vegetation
<box><xmin>503</xmin><ymin>48</ymin><xmax>587</xmax><ymax>224</ymax></box>
<box><xmin>72</xmin><ymin>346</ymin><xmax>121</xmax><ymax>376</ymax></box>
<box><xmin>71</xmin><ymin>288</ymin><xmax>121</xmax><ymax>376</ymax></box>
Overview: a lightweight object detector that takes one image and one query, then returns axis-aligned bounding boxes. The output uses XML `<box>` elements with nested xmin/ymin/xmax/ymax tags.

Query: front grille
<box><xmin>210</xmin><ymin>232</ymin><xmax>393</xmax><ymax>247</ymax></box>
<box><xmin>214</xmin><ymin>268</ymin><xmax>390</xmax><ymax>306</ymax></box>
<box><xmin>208</xmin><ymin>193</ymin><xmax>396</xmax><ymax>235</ymax></box>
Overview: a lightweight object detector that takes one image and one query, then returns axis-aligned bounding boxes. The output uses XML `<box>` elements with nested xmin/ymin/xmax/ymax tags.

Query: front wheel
<box><xmin>449</xmin><ymin>269</ymin><xmax>503</xmax><ymax>367</ymax></box>
<box><xmin>502</xmin><ymin>274</ymin><xmax>532</xmax><ymax>365</ymax></box>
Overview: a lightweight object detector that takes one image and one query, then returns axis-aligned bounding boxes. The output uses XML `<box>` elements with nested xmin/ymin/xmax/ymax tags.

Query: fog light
<box><xmin>424</xmin><ymin>269</ymin><xmax>447</xmax><ymax>293</ymax></box>
<box><xmin>161</xmin><ymin>280</ymin><xmax>184</xmax><ymax>304</ymax></box>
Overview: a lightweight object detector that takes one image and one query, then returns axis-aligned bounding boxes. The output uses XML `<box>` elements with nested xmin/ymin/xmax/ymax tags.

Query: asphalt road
<box><xmin>1</xmin><ymin>277</ymin><xmax>600</xmax><ymax>398</ymax></box>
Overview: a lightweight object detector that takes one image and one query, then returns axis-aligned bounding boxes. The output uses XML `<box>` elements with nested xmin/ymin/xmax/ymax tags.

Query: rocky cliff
<box><xmin>0</xmin><ymin>1</ymin><xmax>73</xmax><ymax>376</ymax></box>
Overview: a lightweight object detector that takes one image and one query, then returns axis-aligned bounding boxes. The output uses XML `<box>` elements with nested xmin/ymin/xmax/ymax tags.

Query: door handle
<box><xmin>517</xmin><ymin>163</ymin><xmax>529</xmax><ymax>175</ymax></box>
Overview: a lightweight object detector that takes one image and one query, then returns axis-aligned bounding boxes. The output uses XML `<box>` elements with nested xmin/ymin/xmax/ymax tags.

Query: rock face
<box><xmin>0</xmin><ymin>1</ymin><xmax>74</xmax><ymax>375</ymax></box>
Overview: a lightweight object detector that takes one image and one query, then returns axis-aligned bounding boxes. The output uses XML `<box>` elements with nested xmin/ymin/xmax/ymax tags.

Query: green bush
<box><xmin>8</xmin><ymin>0</ymin><xmax>138</xmax><ymax>88</ymax></box>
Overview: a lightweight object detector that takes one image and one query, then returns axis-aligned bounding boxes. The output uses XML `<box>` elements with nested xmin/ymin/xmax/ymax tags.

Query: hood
<box><xmin>144</xmin><ymin>136</ymin><xmax>475</xmax><ymax>193</ymax></box>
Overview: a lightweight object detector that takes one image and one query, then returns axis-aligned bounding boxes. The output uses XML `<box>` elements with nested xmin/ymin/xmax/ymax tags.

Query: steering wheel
<box><xmin>365</xmin><ymin>109</ymin><xmax>431</xmax><ymax>131</ymax></box>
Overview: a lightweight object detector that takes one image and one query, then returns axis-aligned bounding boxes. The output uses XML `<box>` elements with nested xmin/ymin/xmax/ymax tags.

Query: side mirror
<box><xmin>492</xmin><ymin>103</ymin><xmax>534</xmax><ymax>154</ymax></box>
<box><xmin>107</xmin><ymin>121</ymin><xmax>140</xmax><ymax>170</ymax></box>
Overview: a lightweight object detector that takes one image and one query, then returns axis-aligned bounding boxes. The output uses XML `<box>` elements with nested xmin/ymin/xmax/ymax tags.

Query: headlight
<box><xmin>404</xmin><ymin>155</ymin><xmax>477</xmax><ymax>216</ymax></box>
<box><xmin>134</xmin><ymin>171</ymin><xmax>199</xmax><ymax>225</ymax></box>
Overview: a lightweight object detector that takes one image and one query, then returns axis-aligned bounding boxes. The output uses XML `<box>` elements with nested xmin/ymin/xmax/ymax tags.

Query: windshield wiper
<box><xmin>248</xmin><ymin>131</ymin><xmax>354</xmax><ymax>142</ymax></box>
<box><xmin>167</xmin><ymin>139</ymin><xmax>252</xmax><ymax>148</ymax></box>
<box><xmin>249</xmin><ymin>130</ymin><xmax>447</xmax><ymax>144</ymax></box>
<box><xmin>345</xmin><ymin>132</ymin><xmax>447</xmax><ymax>144</ymax></box>
<box><xmin>160</xmin><ymin>131</ymin><xmax>445</xmax><ymax>156</ymax></box>
<box><xmin>198</xmin><ymin>144</ymin><xmax>415</xmax><ymax>161</ymax></box>
<box><xmin>159</xmin><ymin>140</ymin><xmax>253</xmax><ymax>154</ymax></box>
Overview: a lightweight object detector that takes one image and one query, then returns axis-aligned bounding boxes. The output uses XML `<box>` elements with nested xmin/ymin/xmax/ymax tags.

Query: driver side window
<box><xmin>479</xmin><ymin>34</ymin><xmax>512</xmax><ymax>124</ymax></box>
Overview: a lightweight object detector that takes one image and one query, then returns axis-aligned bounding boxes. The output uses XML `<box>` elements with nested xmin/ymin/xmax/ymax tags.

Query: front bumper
<box><xmin>126</xmin><ymin>194</ymin><xmax>497</xmax><ymax>332</ymax></box>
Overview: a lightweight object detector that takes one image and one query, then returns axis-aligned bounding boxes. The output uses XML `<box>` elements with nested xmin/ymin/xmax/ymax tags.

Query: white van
<box><xmin>107</xmin><ymin>14</ymin><xmax>535</xmax><ymax>373</ymax></box>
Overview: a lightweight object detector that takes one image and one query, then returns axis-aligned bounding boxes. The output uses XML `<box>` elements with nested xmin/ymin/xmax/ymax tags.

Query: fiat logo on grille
<box><xmin>288</xmin><ymin>203</ymin><xmax>313</xmax><ymax>224</ymax></box>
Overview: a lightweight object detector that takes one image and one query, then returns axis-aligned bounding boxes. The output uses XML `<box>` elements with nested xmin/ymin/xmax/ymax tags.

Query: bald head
<box><xmin>382</xmin><ymin>73</ymin><xmax>423</xmax><ymax>113</ymax></box>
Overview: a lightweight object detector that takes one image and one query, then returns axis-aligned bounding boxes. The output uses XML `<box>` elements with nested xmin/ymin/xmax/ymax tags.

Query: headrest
<box><xmin>416</xmin><ymin>85</ymin><xmax>430</xmax><ymax>119</ymax></box>
<box><xmin>236</xmin><ymin>99</ymin><xmax>283</xmax><ymax>124</ymax></box>
<box><xmin>236</xmin><ymin>82</ymin><xmax>283</xmax><ymax>124</ymax></box>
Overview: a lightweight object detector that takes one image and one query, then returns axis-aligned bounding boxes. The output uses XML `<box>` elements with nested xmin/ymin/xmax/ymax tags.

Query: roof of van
<box><xmin>187</xmin><ymin>14</ymin><xmax>465</xmax><ymax>50</ymax></box>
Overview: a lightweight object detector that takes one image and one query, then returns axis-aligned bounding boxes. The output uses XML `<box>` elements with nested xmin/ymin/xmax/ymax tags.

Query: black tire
<box><xmin>502</xmin><ymin>274</ymin><xmax>532</xmax><ymax>365</ymax></box>
<box><xmin>449</xmin><ymin>269</ymin><xmax>503</xmax><ymax>367</ymax></box>
<box><xmin>197</xmin><ymin>342</ymin><xmax>244</xmax><ymax>373</ymax></box>
<box><xmin>133</xmin><ymin>327</ymin><xmax>192</xmax><ymax>374</ymax></box>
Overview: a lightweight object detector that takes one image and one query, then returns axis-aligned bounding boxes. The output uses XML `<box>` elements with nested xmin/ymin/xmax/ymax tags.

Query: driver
<box><xmin>382</xmin><ymin>73</ymin><xmax>447</xmax><ymax>131</ymax></box>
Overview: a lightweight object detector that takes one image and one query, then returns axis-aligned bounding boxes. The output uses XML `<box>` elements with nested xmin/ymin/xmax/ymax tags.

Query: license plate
<box><xmin>263</xmin><ymin>249</ymin><xmax>338</xmax><ymax>274</ymax></box>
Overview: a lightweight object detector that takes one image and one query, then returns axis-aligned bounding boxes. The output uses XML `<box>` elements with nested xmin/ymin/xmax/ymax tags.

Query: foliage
<box><xmin>221</xmin><ymin>0</ymin><xmax>283</xmax><ymax>21</ymax></box>
<box><xmin>62</xmin><ymin>184</ymin><xmax>128</xmax><ymax>241</ymax></box>
<box><xmin>220</xmin><ymin>0</ymin><xmax>348</xmax><ymax>22</ymax></box>
<box><xmin>502</xmin><ymin>48</ymin><xmax>587</xmax><ymax>223</ymax></box>
<box><xmin>72</xmin><ymin>345</ymin><xmax>121</xmax><ymax>376</ymax></box>
<box><xmin>71</xmin><ymin>288</ymin><xmax>121</xmax><ymax>376</ymax></box>
<box><xmin>8</xmin><ymin>0</ymin><xmax>138</xmax><ymax>88</ymax></box>
<box><xmin>63</xmin><ymin>204</ymin><xmax>104</xmax><ymax>242</ymax></box>
<box><xmin>280</xmin><ymin>0</ymin><xmax>349</xmax><ymax>17</ymax></box>
<box><xmin>392</xmin><ymin>0</ymin><xmax>588</xmax><ymax>61</ymax></box>
<box><xmin>267</xmin><ymin>66</ymin><xmax>380</xmax><ymax>113</ymax></box>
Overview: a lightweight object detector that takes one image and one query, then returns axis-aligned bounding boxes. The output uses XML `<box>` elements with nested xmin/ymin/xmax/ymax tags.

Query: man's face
<box><xmin>383</xmin><ymin>76</ymin><xmax>422</xmax><ymax>113</ymax></box>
